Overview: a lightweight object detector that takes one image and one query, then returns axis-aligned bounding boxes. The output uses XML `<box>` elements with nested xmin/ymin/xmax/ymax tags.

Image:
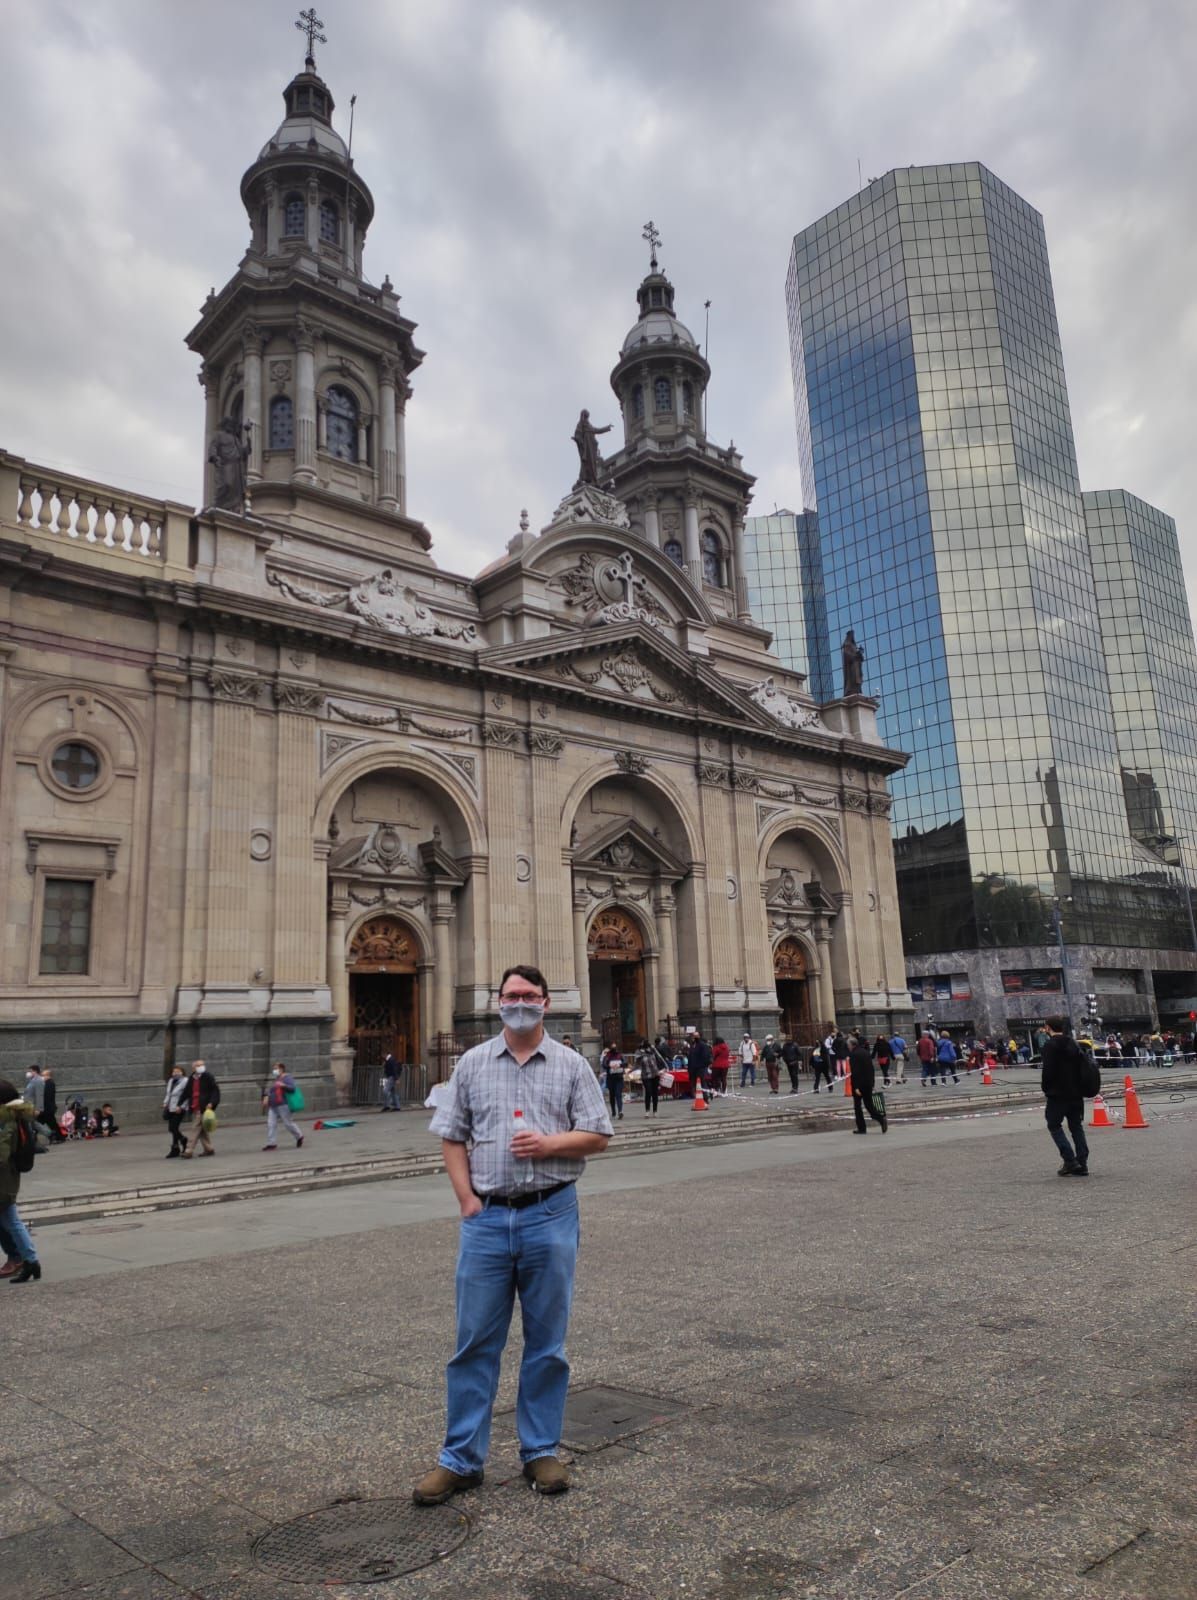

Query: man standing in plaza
<box><xmin>738</xmin><ymin>1033</ymin><xmax>757</xmax><ymax>1087</ymax></box>
<box><xmin>1040</xmin><ymin>1017</ymin><xmax>1090</xmax><ymax>1176</ymax></box>
<box><xmin>414</xmin><ymin>964</ymin><xmax>612</xmax><ymax>1506</ymax></box>
<box><xmin>849</xmin><ymin>1034</ymin><xmax>887</xmax><ymax>1134</ymax></box>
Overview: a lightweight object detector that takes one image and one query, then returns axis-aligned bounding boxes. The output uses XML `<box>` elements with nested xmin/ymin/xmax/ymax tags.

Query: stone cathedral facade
<box><xmin>0</xmin><ymin>50</ymin><xmax>911</xmax><ymax>1118</ymax></box>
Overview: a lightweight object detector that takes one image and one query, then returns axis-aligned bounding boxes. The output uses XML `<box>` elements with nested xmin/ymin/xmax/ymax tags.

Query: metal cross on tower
<box><xmin>296</xmin><ymin>8</ymin><xmax>327</xmax><ymax>69</ymax></box>
<box><xmin>641</xmin><ymin>220</ymin><xmax>661</xmax><ymax>272</ymax></box>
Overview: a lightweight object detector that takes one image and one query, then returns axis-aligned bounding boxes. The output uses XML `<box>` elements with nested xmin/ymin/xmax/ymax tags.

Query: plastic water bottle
<box><xmin>513</xmin><ymin>1107</ymin><xmax>532</xmax><ymax>1186</ymax></box>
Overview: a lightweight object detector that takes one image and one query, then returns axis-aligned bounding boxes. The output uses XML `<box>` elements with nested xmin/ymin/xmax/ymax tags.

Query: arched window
<box><xmin>663</xmin><ymin>538</ymin><xmax>684</xmax><ymax>569</ymax></box>
<box><xmin>326</xmin><ymin>385</ymin><xmax>358</xmax><ymax>461</ymax></box>
<box><xmin>654</xmin><ymin>377</ymin><xmax>672</xmax><ymax>413</ymax></box>
<box><xmin>319</xmin><ymin>199</ymin><xmax>339</xmax><ymax>244</ymax></box>
<box><xmin>682</xmin><ymin>381</ymin><xmax>694</xmax><ymax>416</ymax></box>
<box><xmin>702</xmin><ymin>530</ymin><xmax>724</xmax><ymax>587</ymax></box>
<box><xmin>650</xmin><ymin>286</ymin><xmax>664</xmax><ymax>307</ymax></box>
<box><xmin>283</xmin><ymin>193</ymin><xmax>305</xmax><ymax>237</ymax></box>
<box><xmin>269</xmin><ymin>395</ymin><xmax>294</xmax><ymax>450</ymax></box>
<box><xmin>632</xmin><ymin>385</ymin><xmax>644</xmax><ymax>420</ymax></box>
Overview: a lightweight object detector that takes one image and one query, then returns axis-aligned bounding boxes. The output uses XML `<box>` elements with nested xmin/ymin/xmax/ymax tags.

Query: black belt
<box><xmin>477</xmin><ymin>1180</ymin><xmax>574</xmax><ymax>1210</ymax></box>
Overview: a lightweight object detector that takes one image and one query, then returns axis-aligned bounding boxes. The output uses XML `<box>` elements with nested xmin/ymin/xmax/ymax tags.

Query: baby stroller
<box><xmin>65</xmin><ymin>1096</ymin><xmax>90</xmax><ymax>1139</ymax></box>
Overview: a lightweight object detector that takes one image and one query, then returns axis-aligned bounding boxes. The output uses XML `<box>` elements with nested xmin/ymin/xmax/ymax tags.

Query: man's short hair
<box><xmin>1046</xmin><ymin>1015</ymin><xmax>1066</xmax><ymax>1033</ymax></box>
<box><xmin>498</xmin><ymin>964</ymin><xmax>549</xmax><ymax>998</ymax></box>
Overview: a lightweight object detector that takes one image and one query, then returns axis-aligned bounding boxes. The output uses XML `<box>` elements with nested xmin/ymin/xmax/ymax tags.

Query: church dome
<box><xmin>620</xmin><ymin>270</ymin><xmax>698</xmax><ymax>354</ymax></box>
<box><xmin>259</xmin><ymin>68</ymin><xmax>347</xmax><ymax>161</ymax></box>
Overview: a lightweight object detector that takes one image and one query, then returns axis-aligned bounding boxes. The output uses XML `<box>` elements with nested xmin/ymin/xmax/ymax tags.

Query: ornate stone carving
<box><xmin>322</xmin><ymin>731</ymin><xmax>370</xmax><ymax>769</ymax></box>
<box><xmin>328</xmin><ymin>700</ymin><xmax>401</xmax><ymax>727</ymax></box>
<box><xmin>407</xmin><ymin>716</ymin><xmax>471</xmax><ymax>740</ymax></box>
<box><xmin>549</xmin><ymin>549</ymin><xmax>668</xmax><ymax>630</ymax></box>
<box><xmin>587</xmin><ymin>907</ymin><xmax>644</xmax><ymax>960</ymax></box>
<box><xmin>842</xmin><ymin>789</ymin><xmax>869</xmax><ymax>811</ymax></box>
<box><xmin>527</xmin><ymin>728</ymin><xmax>564</xmax><ymax>758</ymax></box>
<box><xmin>755</xmin><ymin>777</ymin><xmax>798</xmax><ymax>802</ymax></box>
<box><xmin>482</xmin><ymin>722</ymin><xmax>520</xmax><ymax>747</ymax></box>
<box><xmin>515</xmin><ymin>854</ymin><xmax>532</xmax><ymax>882</ymax></box>
<box><xmin>436</xmin><ymin>751</ymin><xmax>477</xmax><ymax>785</ymax></box>
<box><xmin>348</xmin><ymin>916</ymin><xmax>415</xmax><ymax>966</ymax></box>
<box><xmin>349</xmin><ymin>887</ymin><xmax>427</xmax><ymax>911</ymax></box>
<box><xmin>249</xmin><ymin>829</ymin><xmax>273</xmax><ymax>862</ymax></box>
<box><xmin>595</xmin><ymin>835</ymin><xmax>653</xmax><ymax>873</ymax></box>
<box><xmin>561</xmin><ymin>647</ymin><xmax>679</xmax><ymax>703</ymax></box>
<box><xmin>696</xmin><ymin>761</ymin><xmax>730</xmax><ymax>787</ymax></box>
<box><xmin>266</xmin><ymin>566</ymin><xmax>478</xmax><ymax>644</ymax></box>
<box><xmin>208</xmin><ymin>669</ymin><xmax>262</xmax><ymax>703</ymax></box>
<box><xmin>867</xmin><ymin>794</ymin><xmax>894</xmax><ymax>816</ymax></box>
<box><xmin>360</xmin><ymin>824</ymin><xmax>415</xmax><ymax>874</ymax></box>
<box><xmin>614</xmin><ymin>750</ymin><xmax>649</xmax><ymax>776</ymax></box>
<box><xmin>773</xmin><ymin>935</ymin><xmax>808</xmax><ymax>980</ymax></box>
<box><xmin>795</xmin><ymin>787</ymin><xmax>838</xmax><ymax>808</ymax></box>
<box><xmin>549</xmin><ymin>484</ymin><xmax>631</xmax><ymax>531</ymax></box>
<box><xmin>269</xmin><ymin>359</ymin><xmax>293</xmax><ymax>388</ymax></box>
<box><xmin>748</xmin><ymin>676</ymin><xmax>826</xmax><ymax>731</ymax></box>
<box><xmin>732</xmin><ymin>770</ymin><xmax>759</xmax><ymax>794</ymax></box>
<box><xmin>274</xmin><ymin>680</ymin><xmax>324</xmax><ymax>715</ymax></box>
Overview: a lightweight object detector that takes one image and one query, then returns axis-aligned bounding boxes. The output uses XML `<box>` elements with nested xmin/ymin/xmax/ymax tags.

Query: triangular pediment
<box><xmin>481</xmin><ymin>622</ymin><xmax>774</xmax><ymax>728</ymax></box>
<box><xmin>573</xmin><ymin>815</ymin><xmax>690</xmax><ymax>879</ymax></box>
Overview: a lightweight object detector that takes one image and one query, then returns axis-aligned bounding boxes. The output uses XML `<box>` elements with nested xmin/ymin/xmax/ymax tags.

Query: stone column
<box><xmin>431</xmin><ymin>907</ymin><xmax>455</xmax><ymax>1037</ymax></box>
<box><xmin>683</xmin><ymin>491</ymin><xmax>702</xmax><ymax>589</ymax></box>
<box><xmin>272</xmin><ymin>684</ymin><xmax>325</xmax><ymax>988</ymax></box>
<box><xmin>378</xmin><ymin>358</ymin><xmax>399</xmax><ymax>511</ymax></box>
<box><xmin>696</xmin><ymin>767</ymin><xmax>738</xmax><ymax>1011</ymax></box>
<box><xmin>654</xmin><ymin>891</ymin><xmax>678</xmax><ymax>1025</ymax></box>
<box><xmin>305</xmin><ymin>175</ymin><xmax>320</xmax><ymax>250</ymax></box>
<box><xmin>345</xmin><ymin>196</ymin><xmax>358</xmax><ymax>274</ymax></box>
<box><xmin>293</xmin><ymin>319</ymin><xmax>317</xmax><ymax>484</ymax></box>
<box><xmin>816</xmin><ymin>926</ymin><xmax>836</xmax><ymax>1028</ymax></box>
<box><xmin>482</xmin><ymin>728</ymin><xmax>525</xmax><ymax>966</ymax></box>
<box><xmin>199</xmin><ymin>365</ymin><xmax>220</xmax><ymax>507</ymax></box>
<box><xmin>528</xmin><ymin>732</ymin><xmax>571</xmax><ymax>987</ymax></box>
<box><xmin>732</xmin><ymin>511</ymin><xmax>752</xmax><ymax>620</ymax></box>
<box><xmin>243</xmin><ymin>326</ymin><xmax>264</xmax><ymax>482</ymax></box>
<box><xmin>643</xmin><ymin>493</ymin><xmax>661</xmax><ymax>548</ymax></box>
<box><xmin>396</xmin><ymin>383</ymin><xmax>409</xmax><ymax>513</ymax></box>
<box><xmin>264</xmin><ymin>177</ymin><xmax>279</xmax><ymax>254</ymax></box>
<box><xmin>357</xmin><ymin>412</ymin><xmax>370</xmax><ymax>468</ymax></box>
<box><xmin>572</xmin><ymin>891</ymin><xmax>592</xmax><ymax>1027</ymax></box>
<box><xmin>316</xmin><ymin>396</ymin><xmax>328</xmax><ymax>453</ymax></box>
<box><xmin>418</xmin><ymin>961</ymin><xmax>434</xmax><ymax>1065</ymax></box>
<box><xmin>327</xmin><ymin>891</ymin><xmax>351</xmax><ymax>1044</ymax></box>
<box><xmin>674</xmin><ymin>363</ymin><xmax>686</xmax><ymax>428</ymax></box>
<box><xmin>204</xmin><ymin>671</ymin><xmax>260</xmax><ymax>988</ymax></box>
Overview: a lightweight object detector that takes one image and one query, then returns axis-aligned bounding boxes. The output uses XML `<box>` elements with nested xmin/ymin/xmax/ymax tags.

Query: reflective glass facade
<box><xmin>1085</xmin><ymin>489</ymin><xmax>1197</xmax><ymax>873</ymax></box>
<box><xmin>742</xmin><ymin>510</ymin><xmax>827</xmax><ymax>687</ymax></box>
<box><xmin>787</xmin><ymin>162</ymin><xmax>1190</xmax><ymax>959</ymax></box>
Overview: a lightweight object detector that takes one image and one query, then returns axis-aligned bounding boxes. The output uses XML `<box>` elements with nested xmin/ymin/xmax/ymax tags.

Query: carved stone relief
<box><xmin>748</xmin><ymin>676</ymin><xmax>827</xmax><ymax>732</ymax></box>
<box><xmin>266</xmin><ymin>566</ymin><xmax>478</xmax><ymax>644</ymax></box>
<box><xmin>549</xmin><ymin>550</ymin><xmax>669</xmax><ymax>631</ymax></box>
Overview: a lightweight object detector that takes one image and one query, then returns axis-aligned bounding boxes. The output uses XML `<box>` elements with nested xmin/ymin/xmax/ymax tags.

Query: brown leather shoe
<box><xmin>522</xmin><ymin>1456</ymin><xmax>570</xmax><ymax>1495</ymax></box>
<box><xmin>411</xmin><ymin>1465</ymin><xmax>483</xmax><ymax>1506</ymax></box>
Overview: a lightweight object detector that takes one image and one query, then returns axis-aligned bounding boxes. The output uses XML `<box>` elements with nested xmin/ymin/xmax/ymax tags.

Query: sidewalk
<box><xmin>19</xmin><ymin>1061</ymin><xmax>1192</xmax><ymax>1225</ymax></box>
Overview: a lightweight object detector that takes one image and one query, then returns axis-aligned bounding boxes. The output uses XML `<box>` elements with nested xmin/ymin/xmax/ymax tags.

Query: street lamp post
<box><xmin>1051</xmin><ymin>896</ymin><xmax>1073</xmax><ymax>1030</ymax></box>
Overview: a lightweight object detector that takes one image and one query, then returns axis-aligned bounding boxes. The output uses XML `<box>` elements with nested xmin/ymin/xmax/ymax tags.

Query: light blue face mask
<box><xmin>499</xmin><ymin>1001</ymin><xmax>546</xmax><ymax>1032</ymax></box>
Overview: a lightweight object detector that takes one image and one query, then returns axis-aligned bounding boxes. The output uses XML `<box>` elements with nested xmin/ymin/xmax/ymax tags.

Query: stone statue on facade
<box><xmin>209</xmin><ymin>416</ymin><xmax>251</xmax><ymax>512</ymax></box>
<box><xmin>842</xmin><ymin>629</ymin><xmax>864</xmax><ymax>696</ymax></box>
<box><xmin>572</xmin><ymin>408</ymin><xmax>612</xmax><ymax>488</ymax></box>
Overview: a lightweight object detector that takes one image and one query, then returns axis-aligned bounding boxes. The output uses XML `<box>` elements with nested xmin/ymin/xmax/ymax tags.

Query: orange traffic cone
<box><xmin>1089</xmin><ymin>1093</ymin><xmax>1115</xmax><ymax>1128</ymax></box>
<box><xmin>1122</xmin><ymin>1074</ymin><xmax>1149</xmax><ymax>1129</ymax></box>
<box><xmin>981</xmin><ymin>1061</ymin><xmax>993</xmax><ymax>1085</ymax></box>
<box><xmin>693</xmin><ymin>1080</ymin><xmax>707</xmax><ymax>1111</ymax></box>
<box><xmin>843</xmin><ymin>1070</ymin><xmax>853</xmax><ymax>1097</ymax></box>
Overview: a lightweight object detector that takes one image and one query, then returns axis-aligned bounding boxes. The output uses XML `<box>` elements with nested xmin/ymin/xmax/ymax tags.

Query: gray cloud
<box><xmin>2</xmin><ymin>0</ymin><xmax>1194</xmax><ymax>602</ymax></box>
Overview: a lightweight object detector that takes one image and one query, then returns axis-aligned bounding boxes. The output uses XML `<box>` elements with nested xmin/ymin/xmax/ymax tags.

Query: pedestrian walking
<box><xmin>711</xmin><ymin>1037</ymin><xmax>730</xmax><ymax>1095</ymax></box>
<box><xmin>688</xmin><ymin>1033</ymin><xmax>712</xmax><ymax>1099</ymax></box>
<box><xmin>1040</xmin><ymin>1017</ymin><xmax>1091</xmax><ymax>1177</ymax></box>
<box><xmin>638</xmin><ymin>1039</ymin><xmax>661</xmax><ymax>1115</ymax></box>
<box><xmin>183</xmin><ymin>1061</ymin><xmax>220</xmax><ymax>1158</ymax></box>
<box><xmin>917</xmin><ymin>1030</ymin><xmax>937</xmax><ymax>1083</ymax></box>
<box><xmin>0</xmin><ymin>1077</ymin><xmax>42</xmax><ymax>1283</ymax></box>
<box><xmin>413</xmin><ymin>963</ymin><xmax>612</xmax><ymax>1505</ymax></box>
<box><xmin>381</xmin><ymin>1052</ymin><xmax>400</xmax><ymax>1112</ymax></box>
<box><xmin>936</xmin><ymin>1032</ymin><xmax>961</xmax><ymax>1084</ymax></box>
<box><xmin>810</xmin><ymin>1039</ymin><xmax>835</xmax><ymax>1093</ymax></box>
<box><xmin>604</xmin><ymin>1045</ymin><xmax>626</xmax><ymax>1120</ymax></box>
<box><xmin>889</xmin><ymin>1032</ymin><xmax>908</xmax><ymax>1084</ymax></box>
<box><xmin>23</xmin><ymin>1067</ymin><xmax>45</xmax><ymax>1119</ymax></box>
<box><xmin>39</xmin><ymin>1067</ymin><xmax>65</xmax><ymax>1143</ymax></box>
<box><xmin>162</xmin><ymin>1064</ymin><xmax>190</xmax><ymax>1158</ymax></box>
<box><xmin>761</xmin><ymin>1035</ymin><xmax>781</xmax><ymax>1094</ymax></box>
<box><xmin>872</xmin><ymin>1033</ymin><xmax>894</xmax><ymax>1086</ymax></box>
<box><xmin>262</xmin><ymin>1063</ymin><xmax>305</xmax><ymax>1151</ymax></box>
<box><xmin>738</xmin><ymin>1033</ymin><xmax>757</xmax><ymax>1087</ymax></box>
<box><xmin>781</xmin><ymin>1037</ymin><xmax>802</xmax><ymax>1094</ymax></box>
<box><xmin>848</xmin><ymin>1036</ymin><xmax>887</xmax><ymax>1134</ymax></box>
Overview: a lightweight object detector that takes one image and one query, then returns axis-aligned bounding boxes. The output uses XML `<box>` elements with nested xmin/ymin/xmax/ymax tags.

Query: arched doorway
<box><xmin>348</xmin><ymin>916</ymin><xmax>420</xmax><ymax>1065</ymax></box>
<box><xmin>774</xmin><ymin>936</ymin><xmax>815</xmax><ymax>1045</ymax></box>
<box><xmin>588</xmin><ymin>908</ymin><xmax>647</xmax><ymax>1048</ymax></box>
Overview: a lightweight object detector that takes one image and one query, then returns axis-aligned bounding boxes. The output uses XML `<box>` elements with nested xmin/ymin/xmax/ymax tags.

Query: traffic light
<box><xmin>1085</xmin><ymin>993</ymin><xmax>1098</xmax><ymax>1016</ymax></box>
<box><xmin>1189</xmin><ymin>1011</ymin><xmax>1196</xmax><ymax>1021</ymax></box>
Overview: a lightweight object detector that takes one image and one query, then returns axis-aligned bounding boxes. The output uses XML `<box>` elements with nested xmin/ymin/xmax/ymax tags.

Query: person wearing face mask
<box><xmin>162</xmin><ymin>1064</ymin><xmax>190</xmax><ymax>1158</ymax></box>
<box><xmin>414</xmin><ymin>964</ymin><xmax>613</xmax><ymax>1507</ymax></box>
<box><xmin>182</xmin><ymin>1060</ymin><xmax>220</xmax><ymax>1158</ymax></box>
<box><xmin>261</xmin><ymin>1062</ymin><xmax>305</xmax><ymax>1152</ymax></box>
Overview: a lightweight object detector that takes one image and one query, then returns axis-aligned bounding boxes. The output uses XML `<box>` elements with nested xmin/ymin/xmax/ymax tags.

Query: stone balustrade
<box><xmin>0</xmin><ymin>451</ymin><xmax>194</xmax><ymax>577</ymax></box>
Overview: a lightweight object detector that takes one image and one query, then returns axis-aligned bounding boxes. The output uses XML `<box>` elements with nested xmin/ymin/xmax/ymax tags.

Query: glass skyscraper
<box><xmin>742</xmin><ymin>509</ymin><xmax>831</xmax><ymax>692</ymax></box>
<box><xmin>786</xmin><ymin>162</ymin><xmax>1194</xmax><ymax>1034</ymax></box>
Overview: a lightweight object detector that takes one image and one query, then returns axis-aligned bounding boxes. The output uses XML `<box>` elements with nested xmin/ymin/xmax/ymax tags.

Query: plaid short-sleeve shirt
<box><xmin>429</xmin><ymin>1032</ymin><xmax>613</xmax><ymax>1196</ymax></box>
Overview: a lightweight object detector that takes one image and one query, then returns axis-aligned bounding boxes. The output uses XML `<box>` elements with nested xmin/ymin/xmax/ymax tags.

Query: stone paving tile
<box><xmin>0</xmin><ymin>1463</ymin><xmax>76</xmax><ymax>1541</ymax></box>
<box><xmin>44</xmin><ymin>1572</ymin><xmax>190</xmax><ymax>1600</ymax></box>
<box><xmin>0</xmin><ymin>1515</ymin><xmax>144</xmax><ymax>1600</ymax></box>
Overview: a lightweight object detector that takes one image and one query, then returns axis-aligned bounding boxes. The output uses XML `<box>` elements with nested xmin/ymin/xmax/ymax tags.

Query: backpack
<box><xmin>1076</xmin><ymin>1048</ymin><xmax>1101</xmax><ymax>1099</ymax></box>
<box><xmin>10</xmin><ymin>1117</ymin><xmax>48</xmax><ymax>1173</ymax></box>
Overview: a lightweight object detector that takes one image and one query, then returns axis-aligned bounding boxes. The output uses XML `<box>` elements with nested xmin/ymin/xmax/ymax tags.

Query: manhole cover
<box><xmin>252</xmin><ymin>1498</ymin><xmax>469</xmax><ymax>1584</ymax></box>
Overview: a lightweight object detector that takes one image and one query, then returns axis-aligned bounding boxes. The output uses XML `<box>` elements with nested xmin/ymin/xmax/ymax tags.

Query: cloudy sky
<box><xmin>3</xmin><ymin>0</ymin><xmax>1195</xmax><ymax>598</ymax></box>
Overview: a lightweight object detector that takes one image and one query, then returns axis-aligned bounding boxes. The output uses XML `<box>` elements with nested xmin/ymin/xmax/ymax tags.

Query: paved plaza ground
<box><xmin>2</xmin><ymin>1079</ymin><xmax>1194</xmax><ymax>1599</ymax></box>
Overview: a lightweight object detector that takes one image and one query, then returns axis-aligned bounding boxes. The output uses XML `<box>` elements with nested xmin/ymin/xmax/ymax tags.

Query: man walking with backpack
<box><xmin>1040</xmin><ymin>1017</ymin><xmax>1092</xmax><ymax>1177</ymax></box>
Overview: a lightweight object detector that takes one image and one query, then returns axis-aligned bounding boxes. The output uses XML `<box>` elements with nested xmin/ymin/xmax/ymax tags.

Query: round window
<box><xmin>51</xmin><ymin>742</ymin><xmax>100</xmax><ymax>791</ymax></box>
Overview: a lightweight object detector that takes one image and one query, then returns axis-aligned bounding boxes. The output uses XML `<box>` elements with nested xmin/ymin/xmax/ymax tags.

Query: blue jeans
<box><xmin>440</xmin><ymin>1185</ymin><xmax>579</xmax><ymax>1474</ymax></box>
<box><xmin>381</xmin><ymin>1077</ymin><xmax>398</xmax><ymax>1110</ymax></box>
<box><xmin>739</xmin><ymin>1064</ymin><xmax>755</xmax><ymax>1086</ymax></box>
<box><xmin>0</xmin><ymin>1201</ymin><xmax>38</xmax><ymax>1264</ymax></box>
<box><xmin>1045</xmin><ymin>1098</ymin><xmax>1089</xmax><ymax>1168</ymax></box>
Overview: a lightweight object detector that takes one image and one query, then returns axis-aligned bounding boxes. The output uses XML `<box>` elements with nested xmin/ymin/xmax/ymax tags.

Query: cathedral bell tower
<box><xmin>185</xmin><ymin>19</ymin><xmax>425</xmax><ymax>545</ymax></box>
<box><xmin>604</xmin><ymin>224</ymin><xmax>755</xmax><ymax>622</ymax></box>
